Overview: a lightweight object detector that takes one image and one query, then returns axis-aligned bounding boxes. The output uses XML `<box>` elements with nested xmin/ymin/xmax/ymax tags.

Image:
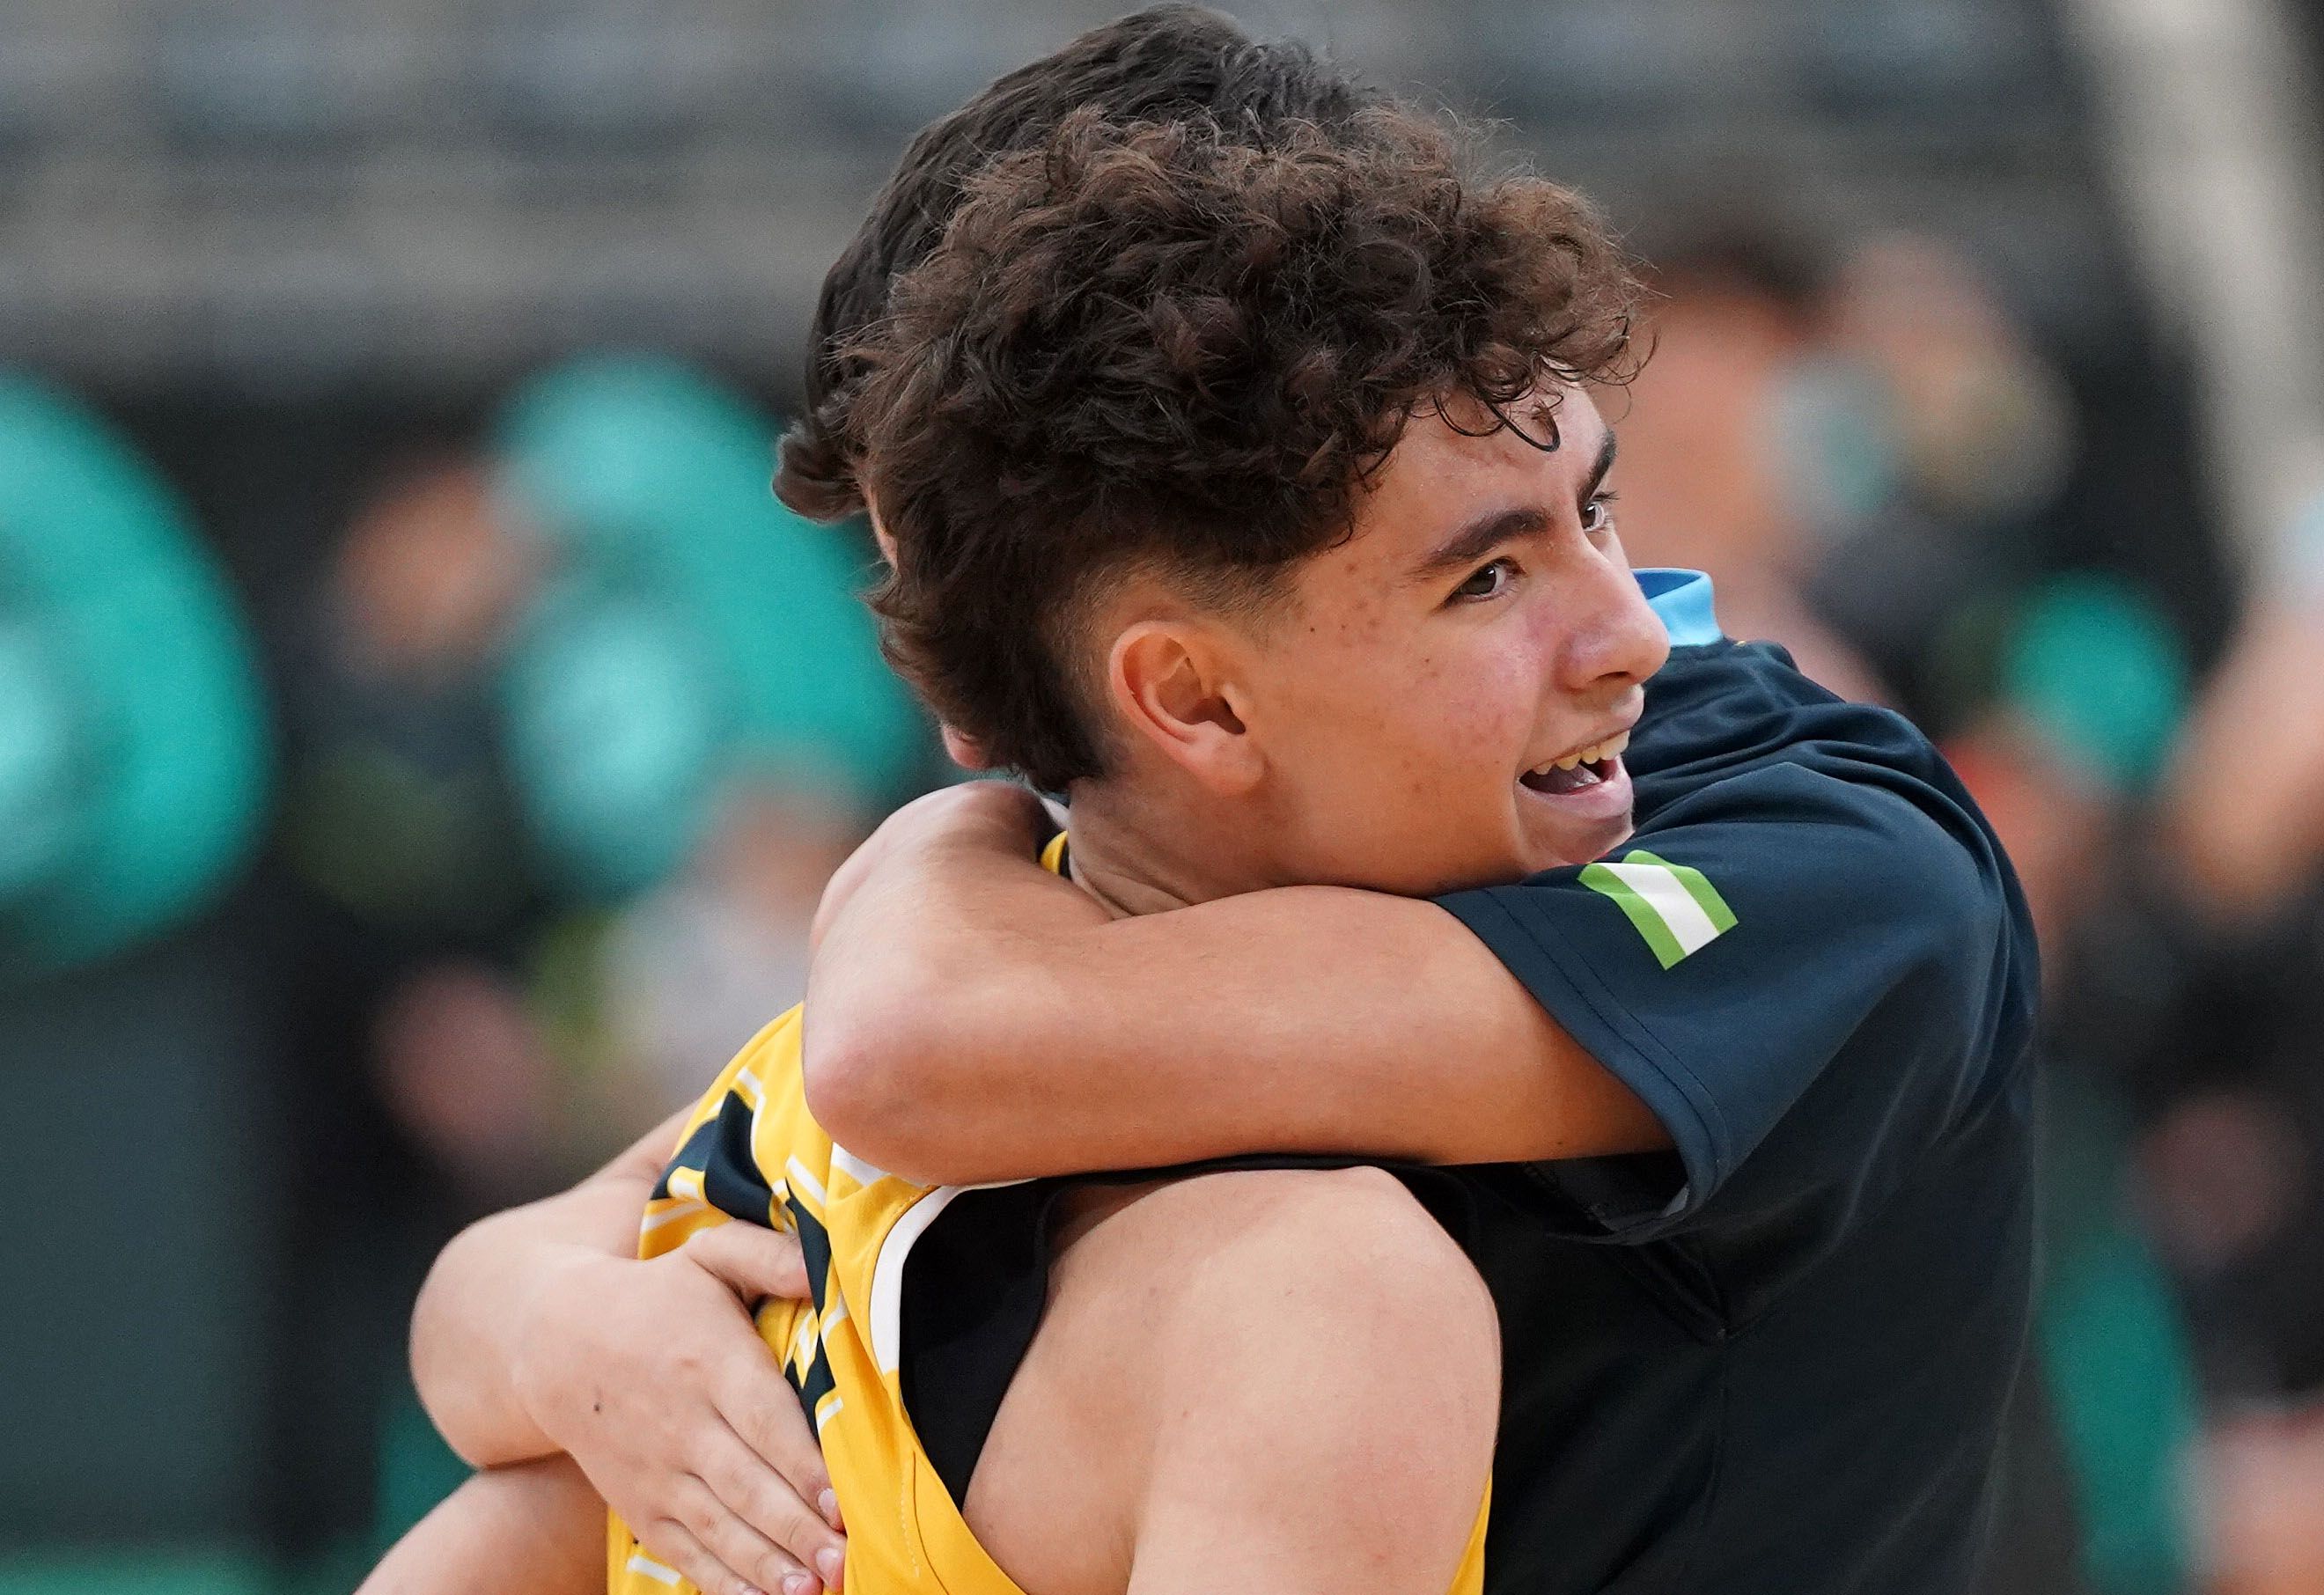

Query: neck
<box><xmin>1056</xmin><ymin>776</ymin><xmax>1258</xmax><ymax>920</ymax></box>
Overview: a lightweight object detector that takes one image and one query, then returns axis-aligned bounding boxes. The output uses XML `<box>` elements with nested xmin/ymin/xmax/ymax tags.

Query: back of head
<box><xmin>849</xmin><ymin>107</ymin><xmax>1641</xmax><ymax>791</ymax></box>
<box><xmin>776</xmin><ymin>5</ymin><xmax>1374</xmax><ymax>520</ymax></box>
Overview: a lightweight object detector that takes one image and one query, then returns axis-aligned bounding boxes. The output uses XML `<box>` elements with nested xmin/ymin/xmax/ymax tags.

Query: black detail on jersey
<box><xmin>900</xmin><ymin>1180</ymin><xmax>1064</xmax><ymax>1506</ymax></box>
<box><xmin>702</xmin><ymin>1092</ymin><xmax>776</xmax><ymax>1222</ymax></box>
<box><xmin>783</xmin><ymin>1193</ymin><xmax>838</xmax><ymax>1431</ymax></box>
<box><xmin>651</xmin><ymin>1114</ymin><xmax>721</xmax><ymax>1202</ymax></box>
<box><xmin>791</xmin><ymin>1333</ymin><xmax>839</xmax><ymax>1437</ymax></box>
<box><xmin>786</xmin><ymin>1192</ymin><xmax>834</xmax><ymax>1316</ymax></box>
<box><xmin>899</xmin><ymin>1158</ymin><xmax>1477</xmax><ymax>1510</ymax></box>
<box><xmin>652</xmin><ymin>1089</ymin><xmax>778</xmax><ymax>1224</ymax></box>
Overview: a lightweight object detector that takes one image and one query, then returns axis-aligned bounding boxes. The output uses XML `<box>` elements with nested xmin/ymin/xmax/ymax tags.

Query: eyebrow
<box><xmin>1408</xmin><ymin>427</ymin><xmax>1621</xmax><ymax>584</ymax></box>
<box><xmin>1582</xmin><ymin>427</ymin><xmax>1619</xmax><ymax>499</ymax></box>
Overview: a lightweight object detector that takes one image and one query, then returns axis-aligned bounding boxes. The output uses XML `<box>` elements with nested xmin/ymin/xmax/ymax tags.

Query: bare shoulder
<box><xmin>967</xmin><ymin>1167</ymin><xmax>1498</xmax><ymax>1595</ymax></box>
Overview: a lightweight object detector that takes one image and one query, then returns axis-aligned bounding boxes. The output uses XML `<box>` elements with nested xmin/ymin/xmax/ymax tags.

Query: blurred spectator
<box><xmin>280</xmin><ymin>358</ymin><xmax>930</xmax><ymax>1187</ymax></box>
<box><xmin>283</xmin><ymin>457</ymin><xmax>545</xmax><ymax>937</ymax></box>
<box><xmin>2205</xmin><ymin>1408</ymin><xmax>2324</xmax><ymax>1593</ymax></box>
<box><xmin>1616</xmin><ymin>239</ymin><xmax>1892</xmax><ymax>702</ymax></box>
<box><xmin>1625</xmin><ymin>226</ymin><xmax>2215</xmax><ymax>1595</ymax></box>
<box><xmin>252</xmin><ymin>357</ymin><xmax>931</xmax><ymax>1573</ymax></box>
<box><xmin>13</xmin><ymin>4</ymin><xmax>2324</xmax><ymax>1589</ymax></box>
<box><xmin>528</xmin><ymin>778</ymin><xmax>867</xmax><ymax>1172</ymax></box>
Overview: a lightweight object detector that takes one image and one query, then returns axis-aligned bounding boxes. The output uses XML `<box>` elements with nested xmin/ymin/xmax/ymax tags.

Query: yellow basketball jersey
<box><xmin>607</xmin><ymin>836</ymin><xmax>1489</xmax><ymax>1595</ymax></box>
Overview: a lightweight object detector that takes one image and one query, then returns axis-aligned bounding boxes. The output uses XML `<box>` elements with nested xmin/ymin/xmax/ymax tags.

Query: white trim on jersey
<box><xmin>866</xmin><ymin>1176</ymin><xmax>1041</xmax><ymax>1375</ymax></box>
<box><xmin>639</xmin><ymin>1198</ymin><xmax>708</xmax><ymax>1234</ymax></box>
<box><xmin>869</xmin><ymin>1187</ymin><xmax>967</xmax><ymax>1375</ymax></box>
<box><xmin>785</xmin><ymin>1155</ymin><xmax>831</xmax><ymax>1212</ymax></box>
<box><xmin>829</xmin><ymin>1143</ymin><xmax>890</xmax><ymax>1188</ymax></box>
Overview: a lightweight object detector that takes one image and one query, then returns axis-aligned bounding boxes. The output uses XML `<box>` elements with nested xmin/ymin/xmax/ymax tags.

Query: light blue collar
<box><xmin>1635</xmin><ymin>568</ymin><xmax>1721</xmax><ymax>647</ymax></box>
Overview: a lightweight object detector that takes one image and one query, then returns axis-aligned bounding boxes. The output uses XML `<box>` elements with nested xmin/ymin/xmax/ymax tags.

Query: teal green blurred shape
<box><xmin>502</xmin><ymin>580</ymin><xmax>732</xmax><ymax>898</ymax></box>
<box><xmin>0</xmin><ymin>1549</ymin><xmax>268</xmax><ymax>1595</ymax></box>
<box><xmin>372</xmin><ymin>1380</ymin><xmax>472</xmax><ymax>1558</ymax></box>
<box><xmin>0</xmin><ymin>374</ymin><xmax>269</xmax><ymax>970</ymax></box>
<box><xmin>371</xmin><ymin>1386</ymin><xmax>471</xmax><ymax>1562</ymax></box>
<box><xmin>2041</xmin><ymin>1224</ymin><xmax>2199</xmax><ymax>1595</ymax></box>
<box><xmin>2002</xmin><ymin>573</ymin><xmax>2188</xmax><ymax>794</ymax></box>
<box><xmin>0</xmin><ymin>621</ymin><xmax>86</xmax><ymax>897</ymax></box>
<box><xmin>495</xmin><ymin>356</ymin><xmax>923</xmax><ymax>895</ymax></box>
<box><xmin>2036</xmin><ymin>1070</ymin><xmax>2198</xmax><ymax>1595</ymax></box>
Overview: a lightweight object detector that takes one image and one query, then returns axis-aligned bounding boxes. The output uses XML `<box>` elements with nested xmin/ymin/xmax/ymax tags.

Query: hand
<box><xmin>511</xmin><ymin>1222</ymin><xmax>844</xmax><ymax>1595</ymax></box>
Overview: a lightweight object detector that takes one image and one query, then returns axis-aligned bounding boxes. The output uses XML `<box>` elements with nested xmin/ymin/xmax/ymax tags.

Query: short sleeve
<box><xmin>1436</xmin><ymin>760</ymin><xmax>2033</xmax><ymax>1246</ymax></box>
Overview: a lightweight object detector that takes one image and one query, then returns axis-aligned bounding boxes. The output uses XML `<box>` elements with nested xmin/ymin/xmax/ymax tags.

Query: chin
<box><xmin>1529</xmin><ymin>816</ymin><xmax>1634</xmax><ymax>873</ymax></box>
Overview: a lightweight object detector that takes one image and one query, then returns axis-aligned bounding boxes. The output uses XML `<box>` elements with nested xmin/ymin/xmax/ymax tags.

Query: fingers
<box><xmin>706</xmin><ymin>1418</ymin><xmax>849</xmax><ymax>1585</ymax></box>
<box><xmin>645</xmin><ymin>1496</ymin><xmax>814</xmax><ymax>1595</ymax></box>
<box><xmin>682</xmin><ymin>1223</ymin><xmax>812</xmax><ymax>1306</ymax></box>
<box><xmin>703</xmin><ymin>1317</ymin><xmax>847</xmax><ymax>1551</ymax></box>
<box><xmin>718</xmin><ymin>1368</ymin><xmax>838</xmax><ymax>1525</ymax></box>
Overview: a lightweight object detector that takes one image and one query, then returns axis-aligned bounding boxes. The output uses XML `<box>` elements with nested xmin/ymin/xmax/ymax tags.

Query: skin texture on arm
<box><xmin>965</xmin><ymin>1166</ymin><xmax>1499</xmax><ymax>1595</ymax></box>
<box><xmin>804</xmin><ymin>785</ymin><xmax>1667</xmax><ymax>1187</ymax></box>
<box><xmin>408</xmin><ymin>1108</ymin><xmax>848</xmax><ymax>1595</ymax></box>
<box><xmin>356</xmin><ymin>1457</ymin><xmax>604</xmax><ymax>1595</ymax></box>
<box><xmin>411</xmin><ymin>1108</ymin><xmax>685</xmax><ymax>1467</ymax></box>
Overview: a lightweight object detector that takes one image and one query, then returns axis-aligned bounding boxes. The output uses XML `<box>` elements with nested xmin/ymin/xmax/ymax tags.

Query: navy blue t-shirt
<box><xmin>1430</xmin><ymin>570</ymin><xmax>2039</xmax><ymax>1595</ymax></box>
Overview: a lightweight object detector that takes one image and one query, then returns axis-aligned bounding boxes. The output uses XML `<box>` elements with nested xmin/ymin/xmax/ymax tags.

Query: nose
<box><xmin>1559</xmin><ymin>547</ymin><xmax>1670</xmax><ymax>698</ymax></box>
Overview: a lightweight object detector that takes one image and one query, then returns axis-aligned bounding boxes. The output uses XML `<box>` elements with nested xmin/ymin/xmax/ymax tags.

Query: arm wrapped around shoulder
<box><xmin>1438</xmin><ymin>753</ymin><xmax>2038</xmax><ymax>1241</ymax></box>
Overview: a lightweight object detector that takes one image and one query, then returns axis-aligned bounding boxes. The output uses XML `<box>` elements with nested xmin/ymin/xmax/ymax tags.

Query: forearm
<box><xmin>410</xmin><ymin>1111</ymin><xmax>681</xmax><ymax>1466</ymax></box>
<box><xmin>806</xmin><ymin>827</ymin><xmax>1663</xmax><ymax>1183</ymax></box>
<box><xmin>357</xmin><ymin>1456</ymin><xmax>604</xmax><ymax>1595</ymax></box>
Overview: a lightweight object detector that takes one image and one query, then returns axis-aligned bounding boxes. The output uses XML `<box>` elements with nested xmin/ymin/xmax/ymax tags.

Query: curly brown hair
<box><xmin>772</xmin><ymin>6</ymin><xmax>1373</xmax><ymax>522</ymax></box>
<box><xmin>849</xmin><ymin>107</ymin><xmax>1642</xmax><ymax>791</ymax></box>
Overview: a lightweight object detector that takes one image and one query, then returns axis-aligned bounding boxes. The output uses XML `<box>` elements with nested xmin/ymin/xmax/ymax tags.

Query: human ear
<box><xmin>1107</xmin><ymin>621</ymin><xmax>1263</xmax><ymax>795</ymax></box>
<box><xmin>867</xmin><ymin>509</ymin><xmax>899</xmax><ymax>567</ymax></box>
<box><xmin>941</xmin><ymin>724</ymin><xmax>990</xmax><ymax>769</ymax></box>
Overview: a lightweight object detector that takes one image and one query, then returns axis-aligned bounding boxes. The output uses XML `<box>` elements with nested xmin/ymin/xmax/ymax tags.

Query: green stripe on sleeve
<box><xmin>1625</xmin><ymin>849</ymin><xmax>1738</xmax><ymax>935</ymax></box>
<box><xmin>1580</xmin><ymin>860</ymin><xmax>1690</xmax><ymax>969</ymax></box>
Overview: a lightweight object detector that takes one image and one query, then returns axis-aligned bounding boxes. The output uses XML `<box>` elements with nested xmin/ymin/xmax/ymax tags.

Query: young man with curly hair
<box><xmin>378</xmin><ymin>11</ymin><xmax>2037</xmax><ymax>1595</ymax></box>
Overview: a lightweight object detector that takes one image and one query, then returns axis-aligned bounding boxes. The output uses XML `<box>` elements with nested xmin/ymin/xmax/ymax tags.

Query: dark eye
<box><xmin>1452</xmin><ymin>557</ymin><xmax>1518</xmax><ymax>602</ymax></box>
<box><xmin>1581</xmin><ymin>491</ymin><xmax>1619</xmax><ymax>535</ymax></box>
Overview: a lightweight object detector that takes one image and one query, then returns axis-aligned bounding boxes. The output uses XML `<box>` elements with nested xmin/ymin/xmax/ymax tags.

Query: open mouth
<box><xmin>1521</xmin><ymin>756</ymin><xmax>1619</xmax><ymax>795</ymax></box>
<box><xmin>1519</xmin><ymin>728</ymin><xmax>1631</xmax><ymax>797</ymax></box>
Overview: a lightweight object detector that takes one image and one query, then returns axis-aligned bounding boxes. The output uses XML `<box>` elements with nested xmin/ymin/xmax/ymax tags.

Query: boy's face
<box><xmin>1222</xmin><ymin>386</ymin><xmax>1669</xmax><ymax>895</ymax></box>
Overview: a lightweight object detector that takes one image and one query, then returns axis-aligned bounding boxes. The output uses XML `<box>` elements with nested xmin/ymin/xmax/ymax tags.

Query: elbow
<box><xmin>805</xmin><ymin>927</ymin><xmax>1061</xmax><ymax>1184</ymax></box>
<box><xmin>800</xmin><ymin>986</ymin><xmax>959</xmax><ymax>1182</ymax></box>
<box><xmin>408</xmin><ymin>1212</ymin><xmax>557</xmax><ymax>1471</ymax></box>
<box><xmin>408</xmin><ymin>1249</ymin><xmax>499</xmax><ymax>1469</ymax></box>
<box><xmin>797</xmin><ymin>1009</ymin><xmax>894</xmax><ymax>1157</ymax></box>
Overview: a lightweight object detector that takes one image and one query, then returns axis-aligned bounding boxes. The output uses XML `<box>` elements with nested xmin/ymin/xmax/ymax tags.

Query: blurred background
<box><xmin>3</xmin><ymin>0</ymin><xmax>2323</xmax><ymax>1591</ymax></box>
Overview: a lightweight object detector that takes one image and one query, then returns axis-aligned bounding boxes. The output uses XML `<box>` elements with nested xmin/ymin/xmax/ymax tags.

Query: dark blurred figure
<box><xmin>1615</xmin><ymin>237</ymin><xmax>1891</xmax><ymax>702</ymax></box>
<box><xmin>261</xmin><ymin>452</ymin><xmax>565</xmax><ymax>1561</ymax></box>
<box><xmin>2136</xmin><ymin>556</ymin><xmax>2324</xmax><ymax>1590</ymax></box>
<box><xmin>1622</xmin><ymin>228</ymin><xmax>2217</xmax><ymax>1595</ymax></box>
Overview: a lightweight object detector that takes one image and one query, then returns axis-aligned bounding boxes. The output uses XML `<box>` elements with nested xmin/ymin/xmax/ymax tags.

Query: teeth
<box><xmin>1531</xmin><ymin>728</ymin><xmax>1630</xmax><ymax>779</ymax></box>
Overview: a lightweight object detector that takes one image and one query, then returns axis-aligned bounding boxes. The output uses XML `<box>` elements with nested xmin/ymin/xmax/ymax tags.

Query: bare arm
<box><xmin>412</xmin><ymin>1110</ymin><xmax>683</xmax><ymax>1466</ymax></box>
<box><xmin>408</xmin><ymin>1111</ymin><xmax>848</xmax><ymax>1595</ymax></box>
<box><xmin>357</xmin><ymin>1457</ymin><xmax>603</xmax><ymax>1595</ymax></box>
<box><xmin>804</xmin><ymin>785</ymin><xmax>1666</xmax><ymax>1187</ymax></box>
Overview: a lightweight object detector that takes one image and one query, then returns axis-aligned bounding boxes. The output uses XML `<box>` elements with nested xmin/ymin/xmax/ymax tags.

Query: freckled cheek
<box><xmin>1334</xmin><ymin>646</ymin><xmax>1533</xmax><ymax>804</ymax></box>
<box><xmin>1407</xmin><ymin>646</ymin><xmax>1538</xmax><ymax>768</ymax></box>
